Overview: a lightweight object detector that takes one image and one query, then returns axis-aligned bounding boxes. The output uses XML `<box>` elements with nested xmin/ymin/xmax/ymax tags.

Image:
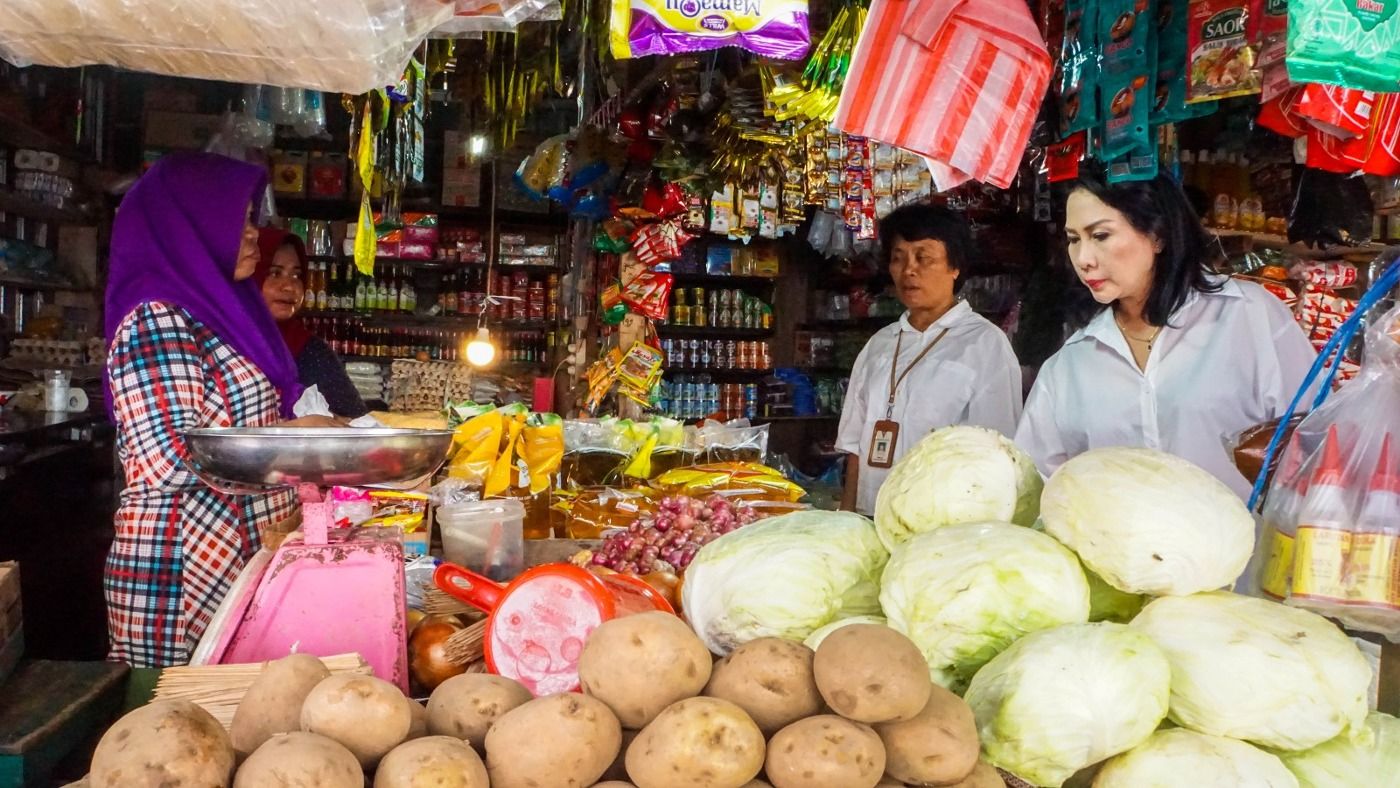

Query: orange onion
<box><xmin>409</xmin><ymin>615</ymin><xmax>467</xmax><ymax>692</ymax></box>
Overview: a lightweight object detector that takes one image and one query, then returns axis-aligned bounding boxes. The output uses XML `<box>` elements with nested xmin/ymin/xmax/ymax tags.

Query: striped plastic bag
<box><xmin>834</xmin><ymin>0</ymin><xmax>1052</xmax><ymax>189</ymax></box>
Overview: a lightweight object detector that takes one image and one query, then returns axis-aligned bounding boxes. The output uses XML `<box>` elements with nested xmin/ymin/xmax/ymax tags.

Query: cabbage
<box><xmin>965</xmin><ymin>622</ymin><xmax>1171</xmax><ymax>787</ymax></box>
<box><xmin>880</xmin><ymin>522</ymin><xmax>1090</xmax><ymax>691</ymax></box>
<box><xmin>1277</xmin><ymin>712</ymin><xmax>1400</xmax><ymax>787</ymax></box>
<box><xmin>1040</xmin><ymin>447</ymin><xmax>1255</xmax><ymax>596</ymax></box>
<box><xmin>1095</xmin><ymin>729</ymin><xmax>1299</xmax><ymax>788</ymax></box>
<box><xmin>681</xmin><ymin>510</ymin><xmax>888</xmax><ymax>655</ymax></box>
<box><xmin>801</xmin><ymin>615</ymin><xmax>886</xmax><ymax>651</ymax></box>
<box><xmin>873</xmin><ymin>426</ymin><xmax>1042</xmax><ymax>549</ymax></box>
<box><xmin>1131</xmin><ymin>592</ymin><xmax>1371</xmax><ymax>751</ymax></box>
<box><xmin>1085</xmin><ymin>564</ymin><xmax>1147</xmax><ymax>624</ymax></box>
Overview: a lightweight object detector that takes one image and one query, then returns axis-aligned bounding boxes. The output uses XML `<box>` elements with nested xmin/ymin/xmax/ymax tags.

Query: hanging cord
<box><xmin>1247</xmin><ymin>257</ymin><xmax>1400</xmax><ymax>510</ymax></box>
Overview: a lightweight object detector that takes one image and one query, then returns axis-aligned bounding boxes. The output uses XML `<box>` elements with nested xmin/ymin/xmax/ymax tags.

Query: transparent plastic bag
<box><xmin>0</xmin><ymin>0</ymin><xmax>453</xmax><ymax>94</ymax></box>
<box><xmin>1251</xmin><ymin>257</ymin><xmax>1400</xmax><ymax>641</ymax></box>
<box><xmin>430</xmin><ymin>0</ymin><xmax>561</xmax><ymax>35</ymax></box>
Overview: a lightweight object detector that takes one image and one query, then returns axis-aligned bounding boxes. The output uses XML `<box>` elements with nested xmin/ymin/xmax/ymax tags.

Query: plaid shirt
<box><xmin>106</xmin><ymin>302</ymin><xmax>293</xmax><ymax>667</ymax></box>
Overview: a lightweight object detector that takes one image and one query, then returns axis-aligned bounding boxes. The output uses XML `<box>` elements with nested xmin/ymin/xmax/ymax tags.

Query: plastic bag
<box><xmin>695</xmin><ymin>419</ymin><xmax>771</xmax><ymax>465</ymax></box>
<box><xmin>0</xmin><ymin>0</ymin><xmax>453</xmax><ymax>94</ymax></box>
<box><xmin>1287</xmin><ymin>0</ymin><xmax>1400</xmax><ymax>93</ymax></box>
<box><xmin>833</xmin><ymin>0</ymin><xmax>1053</xmax><ymax>190</ymax></box>
<box><xmin>608</xmin><ymin>0</ymin><xmax>811</xmax><ymax>60</ymax></box>
<box><xmin>1186</xmin><ymin>0</ymin><xmax>1261</xmax><ymax>104</ymax></box>
<box><xmin>1057</xmin><ymin>0</ymin><xmax>1099</xmax><ymax>135</ymax></box>
<box><xmin>1248</xmin><ymin>256</ymin><xmax>1400</xmax><ymax>641</ymax></box>
<box><xmin>652</xmin><ymin>462</ymin><xmax>805</xmax><ymax>502</ymax></box>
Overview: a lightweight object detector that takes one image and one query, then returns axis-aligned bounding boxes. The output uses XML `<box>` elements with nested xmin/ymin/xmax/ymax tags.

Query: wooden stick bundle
<box><xmin>154</xmin><ymin>653</ymin><xmax>371</xmax><ymax>729</ymax></box>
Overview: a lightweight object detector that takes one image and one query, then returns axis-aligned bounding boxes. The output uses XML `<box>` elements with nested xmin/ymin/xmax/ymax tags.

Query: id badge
<box><xmin>867</xmin><ymin>419</ymin><xmax>900</xmax><ymax>468</ymax></box>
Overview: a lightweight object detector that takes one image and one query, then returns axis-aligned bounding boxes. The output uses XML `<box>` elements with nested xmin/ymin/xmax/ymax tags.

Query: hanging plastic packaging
<box><xmin>1287</xmin><ymin>0</ymin><xmax>1400</xmax><ymax>93</ymax></box>
<box><xmin>834</xmin><ymin>0</ymin><xmax>1053</xmax><ymax>190</ymax></box>
<box><xmin>1248</xmin><ymin>255</ymin><xmax>1400</xmax><ymax>642</ymax></box>
<box><xmin>431</xmin><ymin>0</ymin><xmax>561</xmax><ymax>34</ymax></box>
<box><xmin>1186</xmin><ymin>0</ymin><xmax>1262</xmax><ymax>103</ymax></box>
<box><xmin>1057</xmin><ymin>0</ymin><xmax>1100</xmax><ymax>135</ymax></box>
<box><xmin>0</xmin><ymin>0</ymin><xmax>453</xmax><ymax>95</ymax></box>
<box><xmin>609</xmin><ymin>0</ymin><xmax>811</xmax><ymax>60</ymax></box>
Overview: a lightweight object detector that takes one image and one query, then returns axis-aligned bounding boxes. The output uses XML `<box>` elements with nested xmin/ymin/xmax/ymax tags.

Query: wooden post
<box><xmin>1380</xmin><ymin>640</ymin><xmax>1399</xmax><ymax>715</ymax></box>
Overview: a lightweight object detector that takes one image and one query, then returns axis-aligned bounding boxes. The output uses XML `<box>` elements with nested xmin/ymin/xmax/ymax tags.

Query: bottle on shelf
<box><xmin>327</xmin><ymin>262</ymin><xmax>342</xmax><ymax>311</ymax></box>
<box><xmin>401</xmin><ymin>268</ymin><xmax>416</xmax><ymax>314</ymax></box>
<box><xmin>354</xmin><ymin>266</ymin><xmax>369</xmax><ymax>312</ymax></box>
<box><xmin>375</xmin><ymin>265</ymin><xmax>390</xmax><ymax>312</ymax></box>
<box><xmin>313</xmin><ymin>261</ymin><xmax>329</xmax><ymax>312</ymax></box>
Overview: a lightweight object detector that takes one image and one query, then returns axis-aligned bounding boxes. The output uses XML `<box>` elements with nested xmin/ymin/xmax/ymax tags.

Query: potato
<box><xmin>626</xmin><ymin>697</ymin><xmax>765</xmax><ymax>788</ymax></box>
<box><xmin>947</xmin><ymin>762</ymin><xmax>1006</xmax><ymax>788</ymax></box>
<box><xmin>406</xmin><ymin>700</ymin><xmax>427</xmax><ymax>740</ymax></box>
<box><xmin>233</xmin><ymin>732</ymin><xmax>362</xmax><ymax>787</ymax></box>
<box><xmin>765</xmin><ymin>715</ymin><xmax>885</xmax><ymax>788</ymax></box>
<box><xmin>300</xmin><ymin>674</ymin><xmax>411</xmax><ymax>769</ymax></box>
<box><xmin>90</xmin><ymin>700</ymin><xmax>234</xmax><ymax>788</ymax></box>
<box><xmin>373</xmin><ymin>736</ymin><xmax>488</xmax><ymax>788</ymax></box>
<box><xmin>593</xmin><ymin>784</ymin><xmax>637</xmax><ymax>787</ymax></box>
<box><xmin>426</xmin><ymin>673</ymin><xmax>532</xmax><ymax>750</ymax></box>
<box><xmin>579</xmin><ymin>611</ymin><xmax>712</xmax><ymax>729</ymax></box>
<box><xmin>486</xmin><ymin>693</ymin><xmax>621</xmax><ymax>788</ymax></box>
<box><xmin>813</xmin><ymin>624</ymin><xmax>931</xmax><ymax>723</ymax></box>
<box><xmin>703</xmin><ymin>638</ymin><xmax>822</xmax><ymax>735</ymax></box>
<box><xmin>874</xmin><ymin>684</ymin><xmax>978</xmax><ymax>785</ymax></box>
<box><xmin>231</xmin><ymin>654</ymin><xmax>332</xmax><ymax>758</ymax></box>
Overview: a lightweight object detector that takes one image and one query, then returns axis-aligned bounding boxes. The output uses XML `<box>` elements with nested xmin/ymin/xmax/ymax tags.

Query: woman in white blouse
<box><xmin>1015</xmin><ymin>170</ymin><xmax>1316</xmax><ymax>499</ymax></box>
<box><xmin>838</xmin><ymin>204</ymin><xmax>1022</xmax><ymax>515</ymax></box>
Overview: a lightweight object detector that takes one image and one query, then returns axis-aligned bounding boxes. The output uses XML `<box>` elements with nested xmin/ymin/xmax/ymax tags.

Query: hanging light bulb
<box><xmin>465</xmin><ymin>326</ymin><xmax>496</xmax><ymax>367</ymax></box>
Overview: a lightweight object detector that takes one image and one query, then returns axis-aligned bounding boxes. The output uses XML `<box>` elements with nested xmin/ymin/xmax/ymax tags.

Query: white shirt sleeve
<box><xmin>1264</xmin><ymin>294</ymin><xmax>1320</xmax><ymax>413</ymax></box>
<box><xmin>965</xmin><ymin>335</ymin><xmax>1023</xmax><ymax>437</ymax></box>
<box><xmin>836</xmin><ymin>344</ymin><xmax>872</xmax><ymax>456</ymax></box>
<box><xmin>1015</xmin><ymin>361</ymin><xmax>1070</xmax><ymax>478</ymax></box>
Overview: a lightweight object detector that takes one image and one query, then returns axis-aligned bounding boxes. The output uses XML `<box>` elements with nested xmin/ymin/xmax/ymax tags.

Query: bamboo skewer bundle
<box><xmin>154</xmin><ymin>653</ymin><xmax>372</xmax><ymax>729</ymax></box>
<box><xmin>442</xmin><ymin>619</ymin><xmax>488</xmax><ymax>666</ymax></box>
<box><xmin>422</xmin><ymin>584</ymin><xmax>478</xmax><ymax>617</ymax></box>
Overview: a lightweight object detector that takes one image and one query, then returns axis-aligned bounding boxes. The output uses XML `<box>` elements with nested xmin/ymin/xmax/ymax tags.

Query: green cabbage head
<box><xmin>1085</xmin><ymin>564</ymin><xmax>1147</xmax><ymax>624</ymax></box>
<box><xmin>681</xmin><ymin>510</ymin><xmax>888</xmax><ymax>655</ymax></box>
<box><xmin>873</xmin><ymin>426</ymin><xmax>1042</xmax><ymax>549</ymax></box>
<box><xmin>801</xmin><ymin>615</ymin><xmax>886</xmax><ymax>651</ymax></box>
<box><xmin>1277</xmin><ymin>712</ymin><xmax>1400</xmax><ymax>787</ymax></box>
<box><xmin>1131</xmin><ymin>592</ymin><xmax>1372</xmax><ymax>751</ymax></box>
<box><xmin>1095</xmin><ymin>729</ymin><xmax>1299</xmax><ymax>788</ymax></box>
<box><xmin>880</xmin><ymin>522</ymin><xmax>1090</xmax><ymax>691</ymax></box>
<box><xmin>1040</xmin><ymin>447</ymin><xmax>1255</xmax><ymax>596</ymax></box>
<box><xmin>965</xmin><ymin>622</ymin><xmax>1171</xmax><ymax>787</ymax></box>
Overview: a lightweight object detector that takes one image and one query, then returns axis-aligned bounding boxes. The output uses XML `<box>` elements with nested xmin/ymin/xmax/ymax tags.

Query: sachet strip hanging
<box><xmin>833</xmin><ymin>0</ymin><xmax>1052</xmax><ymax>190</ymax></box>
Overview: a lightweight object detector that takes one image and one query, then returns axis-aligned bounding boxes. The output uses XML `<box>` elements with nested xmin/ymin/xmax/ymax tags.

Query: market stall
<box><xmin>1</xmin><ymin>0</ymin><xmax>1400</xmax><ymax>783</ymax></box>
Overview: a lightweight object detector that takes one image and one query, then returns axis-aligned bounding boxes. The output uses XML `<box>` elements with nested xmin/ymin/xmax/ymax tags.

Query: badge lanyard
<box><xmin>867</xmin><ymin>327</ymin><xmax>950</xmax><ymax>468</ymax></box>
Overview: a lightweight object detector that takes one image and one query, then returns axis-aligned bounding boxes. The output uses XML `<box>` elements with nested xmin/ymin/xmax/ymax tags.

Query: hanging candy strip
<box><xmin>764</xmin><ymin>2</ymin><xmax>867</xmax><ymax>123</ymax></box>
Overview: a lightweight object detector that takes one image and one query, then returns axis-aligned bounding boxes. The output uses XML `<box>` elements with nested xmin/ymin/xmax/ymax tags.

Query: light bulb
<box><xmin>465</xmin><ymin>326</ymin><xmax>496</xmax><ymax>367</ymax></box>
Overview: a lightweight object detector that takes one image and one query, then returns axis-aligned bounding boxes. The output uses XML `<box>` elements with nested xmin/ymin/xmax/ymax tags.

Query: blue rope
<box><xmin>1247</xmin><ymin>259</ymin><xmax>1400</xmax><ymax>511</ymax></box>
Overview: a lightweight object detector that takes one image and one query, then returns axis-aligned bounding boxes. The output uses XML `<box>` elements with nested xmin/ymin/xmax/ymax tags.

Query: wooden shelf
<box><xmin>799</xmin><ymin>317</ymin><xmax>899</xmax><ymax>331</ymax></box>
<box><xmin>664</xmin><ymin>368</ymin><xmax>774</xmax><ymax>380</ymax></box>
<box><xmin>274</xmin><ymin>196</ymin><xmax>569</xmax><ymax>227</ymax></box>
<box><xmin>667</xmin><ymin>272</ymin><xmax>780</xmax><ymax>287</ymax></box>
<box><xmin>657</xmin><ymin>325</ymin><xmax>774</xmax><ymax>339</ymax></box>
<box><xmin>0</xmin><ymin>192</ymin><xmax>94</xmax><ymax>226</ymax></box>
<box><xmin>306</xmin><ymin>311</ymin><xmax>551</xmax><ymax>330</ymax></box>
<box><xmin>308</xmin><ymin>256</ymin><xmax>560</xmax><ymax>274</ymax></box>
<box><xmin>1212</xmin><ymin>229</ymin><xmax>1391</xmax><ymax>259</ymax></box>
<box><xmin>755</xmin><ymin>415</ymin><xmax>840</xmax><ymax>423</ymax></box>
<box><xmin>0</xmin><ymin>119</ymin><xmax>94</xmax><ymax>163</ymax></box>
<box><xmin>0</xmin><ymin>275</ymin><xmax>85</xmax><ymax>292</ymax></box>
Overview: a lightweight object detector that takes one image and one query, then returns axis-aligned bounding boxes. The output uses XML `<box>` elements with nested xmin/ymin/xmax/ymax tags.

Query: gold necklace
<box><xmin>1115</xmin><ymin>316</ymin><xmax>1163</xmax><ymax>351</ymax></box>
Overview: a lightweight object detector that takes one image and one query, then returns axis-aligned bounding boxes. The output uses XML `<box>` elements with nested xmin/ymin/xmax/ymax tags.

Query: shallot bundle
<box><xmin>591</xmin><ymin>495</ymin><xmax>758</xmax><ymax>575</ymax></box>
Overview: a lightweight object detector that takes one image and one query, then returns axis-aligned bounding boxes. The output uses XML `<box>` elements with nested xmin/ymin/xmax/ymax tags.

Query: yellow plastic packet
<box><xmin>449</xmin><ymin>406</ymin><xmax>503</xmax><ymax>484</ymax></box>
<box><xmin>520</xmin><ymin>414</ymin><xmax>565</xmax><ymax>495</ymax></box>
<box><xmin>486</xmin><ymin>410</ymin><xmax>527</xmax><ymax>498</ymax></box>
<box><xmin>653</xmin><ymin>462</ymin><xmax>805</xmax><ymax>502</ymax></box>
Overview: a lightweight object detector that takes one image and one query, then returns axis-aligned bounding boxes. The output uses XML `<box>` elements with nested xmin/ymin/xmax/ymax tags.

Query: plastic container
<box><xmin>437</xmin><ymin>498</ymin><xmax>525</xmax><ymax>581</ymax></box>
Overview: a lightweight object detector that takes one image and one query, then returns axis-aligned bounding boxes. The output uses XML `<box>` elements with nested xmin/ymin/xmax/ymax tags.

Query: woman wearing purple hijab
<box><xmin>104</xmin><ymin>152</ymin><xmax>330</xmax><ymax>667</ymax></box>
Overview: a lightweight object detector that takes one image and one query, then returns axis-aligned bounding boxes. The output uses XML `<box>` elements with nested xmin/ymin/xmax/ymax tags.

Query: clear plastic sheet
<box><xmin>0</xmin><ymin>0</ymin><xmax>454</xmax><ymax>94</ymax></box>
<box><xmin>430</xmin><ymin>0</ymin><xmax>561</xmax><ymax>35</ymax></box>
<box><xmin>1252</xmin><ymin>259</ymin><xmax>1400</xmax><ymax>641</ymax></box>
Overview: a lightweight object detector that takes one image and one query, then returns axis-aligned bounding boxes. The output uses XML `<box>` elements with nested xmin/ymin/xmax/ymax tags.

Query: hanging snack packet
<box><xmin>1099</xmin><ymin>0</ymin><xmax>1153</xmax><ymax>74</ymax></box>
<box><xmin>1058</xmin><ymin>0</ymin><xmax>1099</xmax><ymax>135</ymax></box>
<box><xmin>1295</xmin><ymin>84</ymin><xmax>1379</xmax><ymax>140</ymax></box>
<box><xmin>1107</xmin><ymin>145</ymin><xmax>1159</xmax><ymax>182</ymax></box>
<box><xmin>609</xmin><ymin>0</ymin><xmax>810</xmax><ymax>60</ymax></box>
<box><xmin>1100</xmin><ymin>72</ymin><xmax>1152</xmax><ymax>160</ymax></box>
<box><xmin>1287</xmin><ymin>0</ymin><xmax>1400</xmax><ymax>93</ymax></box>
<box><xmin>621</xmin><ymin>270</ymin><xmax>675</xmax><ymax>321</ymax></box>
<box><xmin>1047</xmin><ymin>132</ymin><xmax>1088</xmax><ymax>182</ymax></box>
<box><xmin>1153</xmin><ymin>0</ymin><xmax>1215</xmax><ymax>123</ymax></box>
<box><xmin>1187</xmin><ymin>0</ymin><xmax>1261</xmax><ymax>103</ymax></box>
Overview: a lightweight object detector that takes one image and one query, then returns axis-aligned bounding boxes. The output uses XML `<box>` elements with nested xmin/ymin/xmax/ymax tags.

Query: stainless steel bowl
<box><xmin>184</xmin><ymin>427</ymin><xmax>456</xmax><ymax>491</ymax></box>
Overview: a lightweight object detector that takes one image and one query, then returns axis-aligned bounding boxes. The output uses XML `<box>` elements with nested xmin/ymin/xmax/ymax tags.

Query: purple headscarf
<box><xmin>105</xmin><ymin>152</ymin><xmax>302</xmax><ymax>419</ymax></box>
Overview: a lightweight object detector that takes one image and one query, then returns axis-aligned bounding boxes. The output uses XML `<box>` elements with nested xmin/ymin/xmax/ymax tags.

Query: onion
<box><xmin>409</xmin><ymin>616</ymin><xmax>467</xmax><ymax>693</ymax></box>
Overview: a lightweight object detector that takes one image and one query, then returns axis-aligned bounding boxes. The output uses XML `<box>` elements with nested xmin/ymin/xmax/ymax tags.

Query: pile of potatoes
<box><xmin>575</xmin><ymin>613</ymin><xmax>1000</xmax><ymax>788</ymax></box>
<box><xmin>85</xmin><ymin>615</ymin><xmax>999</xmax><ymax>788</ymax></box>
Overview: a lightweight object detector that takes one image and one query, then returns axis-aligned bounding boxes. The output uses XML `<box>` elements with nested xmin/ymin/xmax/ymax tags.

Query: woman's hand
<box><xmin>280</xmin><ymin>415</ymin><xmax>348</xmax><ymax>428</ymax></box>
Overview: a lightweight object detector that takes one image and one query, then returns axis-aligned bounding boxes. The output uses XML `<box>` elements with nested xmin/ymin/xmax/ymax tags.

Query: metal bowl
<box><xmin>184</xmin><ymin>427</ymin><xmax>456</xmax><ymax>491</ymax></box>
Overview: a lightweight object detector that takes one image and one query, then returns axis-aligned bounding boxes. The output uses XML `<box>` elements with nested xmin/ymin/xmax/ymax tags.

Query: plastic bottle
<box><xmin>1213</xmin><ymin>151</ymin><xmax>1239</xmax><ymax>230</ymax></box>
<box><xmin>1256</xmin><ymin>434</ymin><xmax>1310</xmax><ymax>599</ymax></box>
<box><xmin>1291</xmin><ymin>426</ymin><xmax>1355</xmax><ymax>609</ymax></box>
<box><xmin>1350</xmin><ymin>434</ymin><xmax>1400</xmax><ymax>620</ymax></box>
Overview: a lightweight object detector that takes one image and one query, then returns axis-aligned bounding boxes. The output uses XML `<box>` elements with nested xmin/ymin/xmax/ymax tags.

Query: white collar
<box><xmin>898</xmin><ymin>300</ymin><xmax>974</xmax><ymax>336</ymax></box>
<box><xmin>1070</xmin><ymin>276</ymin><xmax>1243</xmax><ymax>348</ymax></box>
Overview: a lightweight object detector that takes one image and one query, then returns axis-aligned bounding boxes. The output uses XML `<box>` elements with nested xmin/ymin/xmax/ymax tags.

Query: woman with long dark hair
<box><xmin>1014</xmin><ymin>170</ymin><xmax>1315</xmax><ymax>498</ymax></box>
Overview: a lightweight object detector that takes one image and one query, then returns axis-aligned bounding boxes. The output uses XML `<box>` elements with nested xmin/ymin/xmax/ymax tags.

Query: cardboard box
<box><xmin>142</xmin><ymin>112</ymin><xmax>223</xmax><ymax>151</ymax></box>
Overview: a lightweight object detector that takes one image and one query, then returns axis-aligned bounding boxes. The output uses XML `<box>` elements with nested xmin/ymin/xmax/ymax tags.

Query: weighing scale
<box><xmin>183</xmin><ymin>427</ymin><xmax>455</xmax><ymax>692</ymax></box>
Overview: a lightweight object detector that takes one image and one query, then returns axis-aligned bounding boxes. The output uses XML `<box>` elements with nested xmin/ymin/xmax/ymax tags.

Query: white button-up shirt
<box><xmin>837</xmin><ymin>301</ymin><xmax>1023</xmax><ymax>515</ymax></box>
<box><xmin>1015</xmin><ymin>278</ymin><xmax>1317</xmax><ymax>499</ymax></box>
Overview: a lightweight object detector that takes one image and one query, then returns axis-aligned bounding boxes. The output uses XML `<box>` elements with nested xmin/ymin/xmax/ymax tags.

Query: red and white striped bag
<box><xmin>834</xmin><ymin>0</ymin><xmax>1052</xmax><ymax>190</ymax></box>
